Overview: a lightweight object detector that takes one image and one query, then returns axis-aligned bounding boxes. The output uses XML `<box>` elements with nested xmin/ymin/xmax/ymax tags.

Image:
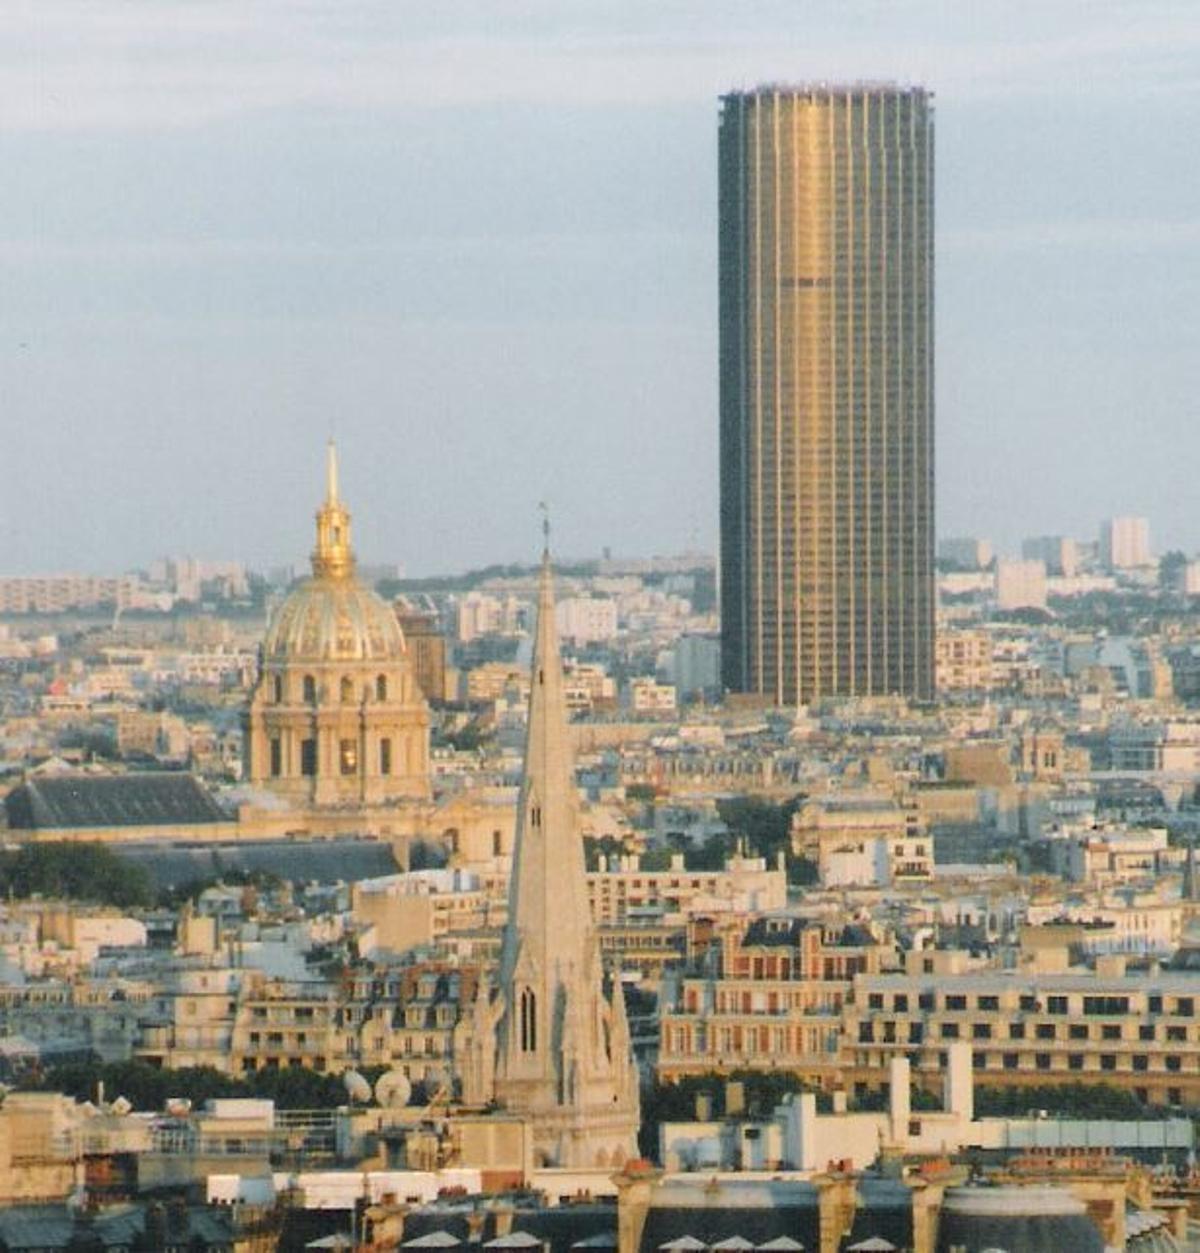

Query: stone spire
<box><xmin>311</xmin><ymin>440</ymin><xmax>355</xmax><ymax>580</ymax></box>
<box><xmin>491</xmin><ymin>544</ymin><xmax>640</xmax><ymax>1169</ymax></box>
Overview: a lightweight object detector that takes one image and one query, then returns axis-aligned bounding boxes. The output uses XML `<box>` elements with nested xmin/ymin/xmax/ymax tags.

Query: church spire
<box><xmin>326</xmin><ymin>438</ymin><xmax>340</xmax><ymax>506</ymax></box>
<box><xmin>311</xmin><ymin>440</ymin><xmax>355</xmax><ymax>580</ymax></box>
<box><xmin>491</xmin><ymin>537</ymin><xmax>640</xmax><ymax>1169</ymax></box>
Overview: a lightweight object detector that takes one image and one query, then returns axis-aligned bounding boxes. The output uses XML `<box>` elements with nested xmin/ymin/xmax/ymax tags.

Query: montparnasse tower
<box><xmin>484</xmin><ymin>535</ymin><xmax>640</xmax><ymax>1169</ymax></box>
<box><xmin>244</xmin><ymin>442</ymin><xmax>430</xmax><ymax>806</ymax></box>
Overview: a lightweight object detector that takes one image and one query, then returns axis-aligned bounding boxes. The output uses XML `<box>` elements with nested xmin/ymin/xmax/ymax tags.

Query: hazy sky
<box><xmin>3</xmin><ymin>1</ymin><xmax>1199</xmax><ymax>576</ymax></box>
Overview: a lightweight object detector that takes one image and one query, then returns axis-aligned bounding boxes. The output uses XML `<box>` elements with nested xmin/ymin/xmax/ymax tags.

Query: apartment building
<box><xmin>842</xmin><ymin>951</ymin><xmax>1200</xmax><ymax>1108</ymax></box>
<box><xmin>657</xmin><ymin>916</ymin><xmax>890</xmax><ymax>1087</ymax></box>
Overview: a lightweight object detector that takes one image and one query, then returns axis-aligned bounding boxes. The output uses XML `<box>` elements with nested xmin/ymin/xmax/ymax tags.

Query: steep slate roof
<box><xmin>638</xmin><ymin>1181</ymin><xmax>821</xmax><ymax>1253</ymax></box>
<box><xmin>5</xmin><ymin>772</ymin><xmax>230</xmax><ymax>830</ymax></box>
<box><xmin>837</xmin><ymin>1178</ymin><xmax>913</xmax><ymax>1252</ymax></box>
<box><xmin>0</xmin><ymin>1204</ymin><xmax>234</xmax><ymax>1251</ymax></box>
<box><xmin>115</xmin><ymin>838</ymin><xmax>399</xmax><ymax>888</ymax></box>
<box><xmin>399</xmin><ymin>1204</ymin><xmax>617</xmax><ymax>1253</ymax></box>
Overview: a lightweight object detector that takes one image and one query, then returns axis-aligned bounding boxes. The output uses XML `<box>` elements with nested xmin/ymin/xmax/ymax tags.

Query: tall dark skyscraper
<box><xmin>719</xmin><ymin>84</ymin><xmax>935</xmax><ymax>706</ymax></box>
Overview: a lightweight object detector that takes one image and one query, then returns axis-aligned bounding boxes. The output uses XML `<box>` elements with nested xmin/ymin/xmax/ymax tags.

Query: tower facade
<box><xmin>719</xmin><ymin>84</ymin><xmax>934</xmax><ymax>705</ymax></box>
<box><xmin>244</xmin><ymin>444</ymin><xmax>430</xmax><ymax>805</ymax></box>
<box><xmin>485</xmin><ymin>547</ymin><xmax>640</xmax><ymax>1168</ymax></box>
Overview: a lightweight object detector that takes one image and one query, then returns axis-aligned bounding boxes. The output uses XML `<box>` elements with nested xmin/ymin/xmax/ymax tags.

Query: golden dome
<box><xmin>262</xmin><ymin>440</ymin><xmax>406</xmax><ymax>664</ymax></box>
<box><xmin>263</xmin><ymin>579</ymin><xmax>405</xmax><ymax>663</ymax></box>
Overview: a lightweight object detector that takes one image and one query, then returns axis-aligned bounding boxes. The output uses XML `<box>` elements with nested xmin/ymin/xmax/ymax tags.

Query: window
<box><xmin>273</xmin><ymin>675</ymin><xmax>283</xmax><ymax>702</ymax></box>
<box><xmin>1178</xmin><ymin>998</ymin><xmax>1195</xmax><ymax>1017</ymax></box>
<box><xmin>519</xmin><ymin>987</ymin><xmax>537</xmax><ymax>1052</ymax></box>
<box><xmin>1101</xmin><ymin>1054</ymin><xmax>1117</xmax><ymax>1072</ymax></box>
<box><xmin>1003</xmin><ymin>1053</ymin><xmax>1018</xmax><ymax>1070</ymax></box>
<box><xmin>303</xmin><ymin>675</ymin><xmax>316</xmax><ymax>702</ymax></box>
<box><xmin>978</xmin><ymin>995</ymin><xmax>999</xmax><ymax>1011</ymax></box>
<box><xmin>1069</xmin><ymin>1024</ymin><xmax>1088</xmax><ymax>1040</ymax></box>
<box><xmin>1010</xmin><ymin>1023</ymin><xmax>1026</xmax><ymax>1040</ymax></box>
<box><xmin>1069</xmin><ymin>1054</ymin><xmax>1083</xmax><ymax>1071</ymax></box>
<box><xmin>1036</xmin><ymin>1023</ymin><xmax>1055</xmax><ymax>1040</ymax></box>
<box><xmin>1133</xmin><ymin>1055</ymin><xmax>1149</xmax><ymax>1072</ymax></box>
<box><xmin>1047</xmin><ymin>996</ymin><xmax>1069</xmax><ymax>1015</ymax></box>
<box><xmin>1035</xmin><ymin>1053</ymin><xmax>1051</xmax><ymax>1071</ymax></box>
<box><xmin>1149</xmin><ymin>995</ymin><xmax>1163</xmax><ymax>1013</ymax></box>
<box><xmin>945</xmin><ymin>995</ymin><xmax>967</xmax><ymax>1011</ymax></box>
<box><xmin>340</xmin><ymin>676</ymin><xmax>354</xmax><ymax>703</ymax></box>
<box><xmin>1167</xmin><ymin>1026</ymin><xmax>1186</xmax><ymax>1042</ymax></box>
<box><xmin>1019</xmin><ymin>994</ymin><xmax>1039</xmax><ymax>1012</ymax></box>
<box><xmin>1084</xmin><ymin>995</ymin><xmax>1129</xmax><ymax>1016</ymax></box>
<box><xmin>1102</xmin><ymin>1025</ymin><xmax>1121</xmax><ymax>1041</ymax></box>
<box><xmin>340</xmin><ymin>739</ymin><xmax>357</xmax><ymax>775</ymax></box>
<box><xmin>918</xmin><ymin>992</ymin><xmax>935</xmax><ymax>1011</ymax></box>
<box><xmin>301</xmin><ymin>738</ymin><xmax>317</xmax><ymax>776</ymax></box>
<box><xmin>1167</xmin><ymin>1055</ymin><xmax>1182</xmax><ymax>1073</ymax></box>
<box><xmin>269</xmin><ymin>738</ymin><xmax>282</xmax><ymax>777</ymax></box>
<box><xmin>868</xmin><ymin>993</ymin><xmax>884</xmax><ymax>1010</ymax></box>
<box><xmin>972</xmin><ymin>1023</ymin><xmax>991</xmax><ymax>1040</ymax></box>
<box><xmin>972</xmin><ymin>1051</ymin><xmax>987</xmax><ymax>1070</ymax></box>
<box><xmin>1140</xmin><ymin>1025</ymin><xmax>1156</xmax><ymax>1042</ymax></box>
<box><xmin>380</xmin><ymin>738</ymin><xmax>392</xmax><ymax>776</ymax></box>
<box><xmin>376</xmin><ymin>675</ymin><xmax>388</xmax><ymax>701</ymax></box>
<box><xmin>942</xmin><ymin>1023</ymin><xmax>960</xmax><ymax>1039</ymax></box>
<box><xmin>493</xmin><ymin>829</ymin><xmax>503</xmax><ymax>856</ymax></box>
<box><xmin>893</xmin><ymin>994</ymin><xmax>908</xmax><ymax>1012</ymax></box>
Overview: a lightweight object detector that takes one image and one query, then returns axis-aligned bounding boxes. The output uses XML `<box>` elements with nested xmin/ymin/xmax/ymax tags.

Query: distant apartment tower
<box><xmin>995</xmin><ymin>559</ymin><xmax>1047</xmax><ymax>612</ymax></box>
<box><xmin>938</xmin><ymin>537</ymin><xmax>992</xmax><ymax>571</ymax></box>
<box><xmin>719</xmin><ymin>84</ymin><xmax>935</xmax><ymax>705</ymax></box>
<box><xmin>1100</xmin><ymin>516</ymin><xmax>1151</xmax><ymax>571</ymax></box>
<box><xmin>1021</xmin><ymin>535</ymin><xmax>1078</xmax><ymax>578</ymax></box>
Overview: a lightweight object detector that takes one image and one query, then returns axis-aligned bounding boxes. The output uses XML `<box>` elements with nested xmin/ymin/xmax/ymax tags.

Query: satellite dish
<box><xmin>374</xmin><ymin>1069</ymin><xmax>412</xmax><ymax>1108</ymax></box>
<box><xmin>343</xmin><ymin>1070</ymin><xmax>372</xmax><ymax>1104</ymax></box>
<box><xmin>110</xmin><ymin>1096</ymin><xmax>132</xmax><ymax>1116</ymax></box>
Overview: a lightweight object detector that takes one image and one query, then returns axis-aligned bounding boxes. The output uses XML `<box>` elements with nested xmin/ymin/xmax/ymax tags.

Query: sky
<box><xmin>2</xmin><ymin>0</ymin><xmax>1199</xmax><ymax>576</ymax></box>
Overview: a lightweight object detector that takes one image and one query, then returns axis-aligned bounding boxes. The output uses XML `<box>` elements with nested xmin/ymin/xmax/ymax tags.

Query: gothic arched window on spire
<box><xmin>519</xmin><ymin>987</ymin><xmax>537</xmax><ymax>1052</ymax></box>
<box><xmin>530</xmin><ymin>805</ymin><xmax>542</xmax><ymax>828</ymax></box>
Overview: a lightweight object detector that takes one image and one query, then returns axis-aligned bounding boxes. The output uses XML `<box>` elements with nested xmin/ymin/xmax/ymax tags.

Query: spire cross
<box><xmin>538</xmin><ymin>501</ymin><xmax>550</xmax><ymax>551</ymax></box>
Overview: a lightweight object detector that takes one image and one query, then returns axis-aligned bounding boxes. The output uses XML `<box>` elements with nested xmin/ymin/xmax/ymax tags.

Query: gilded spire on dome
<box><xmin>312</xmin><ymin>440</ymin><xmax>355</xmax><ymax>580</ymax></box>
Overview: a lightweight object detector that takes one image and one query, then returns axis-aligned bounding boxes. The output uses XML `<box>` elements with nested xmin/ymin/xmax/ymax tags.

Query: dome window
<box><xmin>340</xmin><ymin>676</ymin><xmax>354</xmax><ymax>703</ymax></box>
<box><xmin>303</xmin><ymin>675</ymin><xmax>316</xmax><ymax>703</ymax></box>
<box><xmin>272</xmin><ymin>675</ymin><xmax>283</xmax><ymax>703</ymax></box>
<box><xmin>376</xmin><ymin>675</ymin><xmax>388</xmax><ymax>701</ymax></box>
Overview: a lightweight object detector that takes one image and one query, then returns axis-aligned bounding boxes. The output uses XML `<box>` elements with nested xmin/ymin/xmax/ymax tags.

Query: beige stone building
<box><xmin>244</xmin><ymin>444</ymin><xmax>430</xmax><ymax>806</ymax></box>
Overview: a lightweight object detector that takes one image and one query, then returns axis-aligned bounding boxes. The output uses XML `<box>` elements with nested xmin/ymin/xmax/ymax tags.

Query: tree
<box><xmin>29</xmin><ymin>1058</ymin><xmax>350</xmax><ymax>1111</ymax></box>
<box><xmin>0</xmin><ymin>843</ymin><xmax>153</xmax><ymax>908</ymax></box>
<box><xmin>974</xmin><ymin>1082</ymin><xmax>1169</xmax><ymax>1120</ymax></box>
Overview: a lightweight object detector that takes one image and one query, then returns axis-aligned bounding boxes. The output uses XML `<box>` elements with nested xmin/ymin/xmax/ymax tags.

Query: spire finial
<box><xmin>326</xmin><ymin>439</ymin><xmax>339</xmax><ymax>505</ymax></box>
<box><xmin>312</xmin><ymin>440</ymin><xmax>354</xmax><ymax>580</ymax></box>
<box><xmin>538</xmin><ymin>500</ymin><xmax>550</xmax><ymax>555</ymax></box>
